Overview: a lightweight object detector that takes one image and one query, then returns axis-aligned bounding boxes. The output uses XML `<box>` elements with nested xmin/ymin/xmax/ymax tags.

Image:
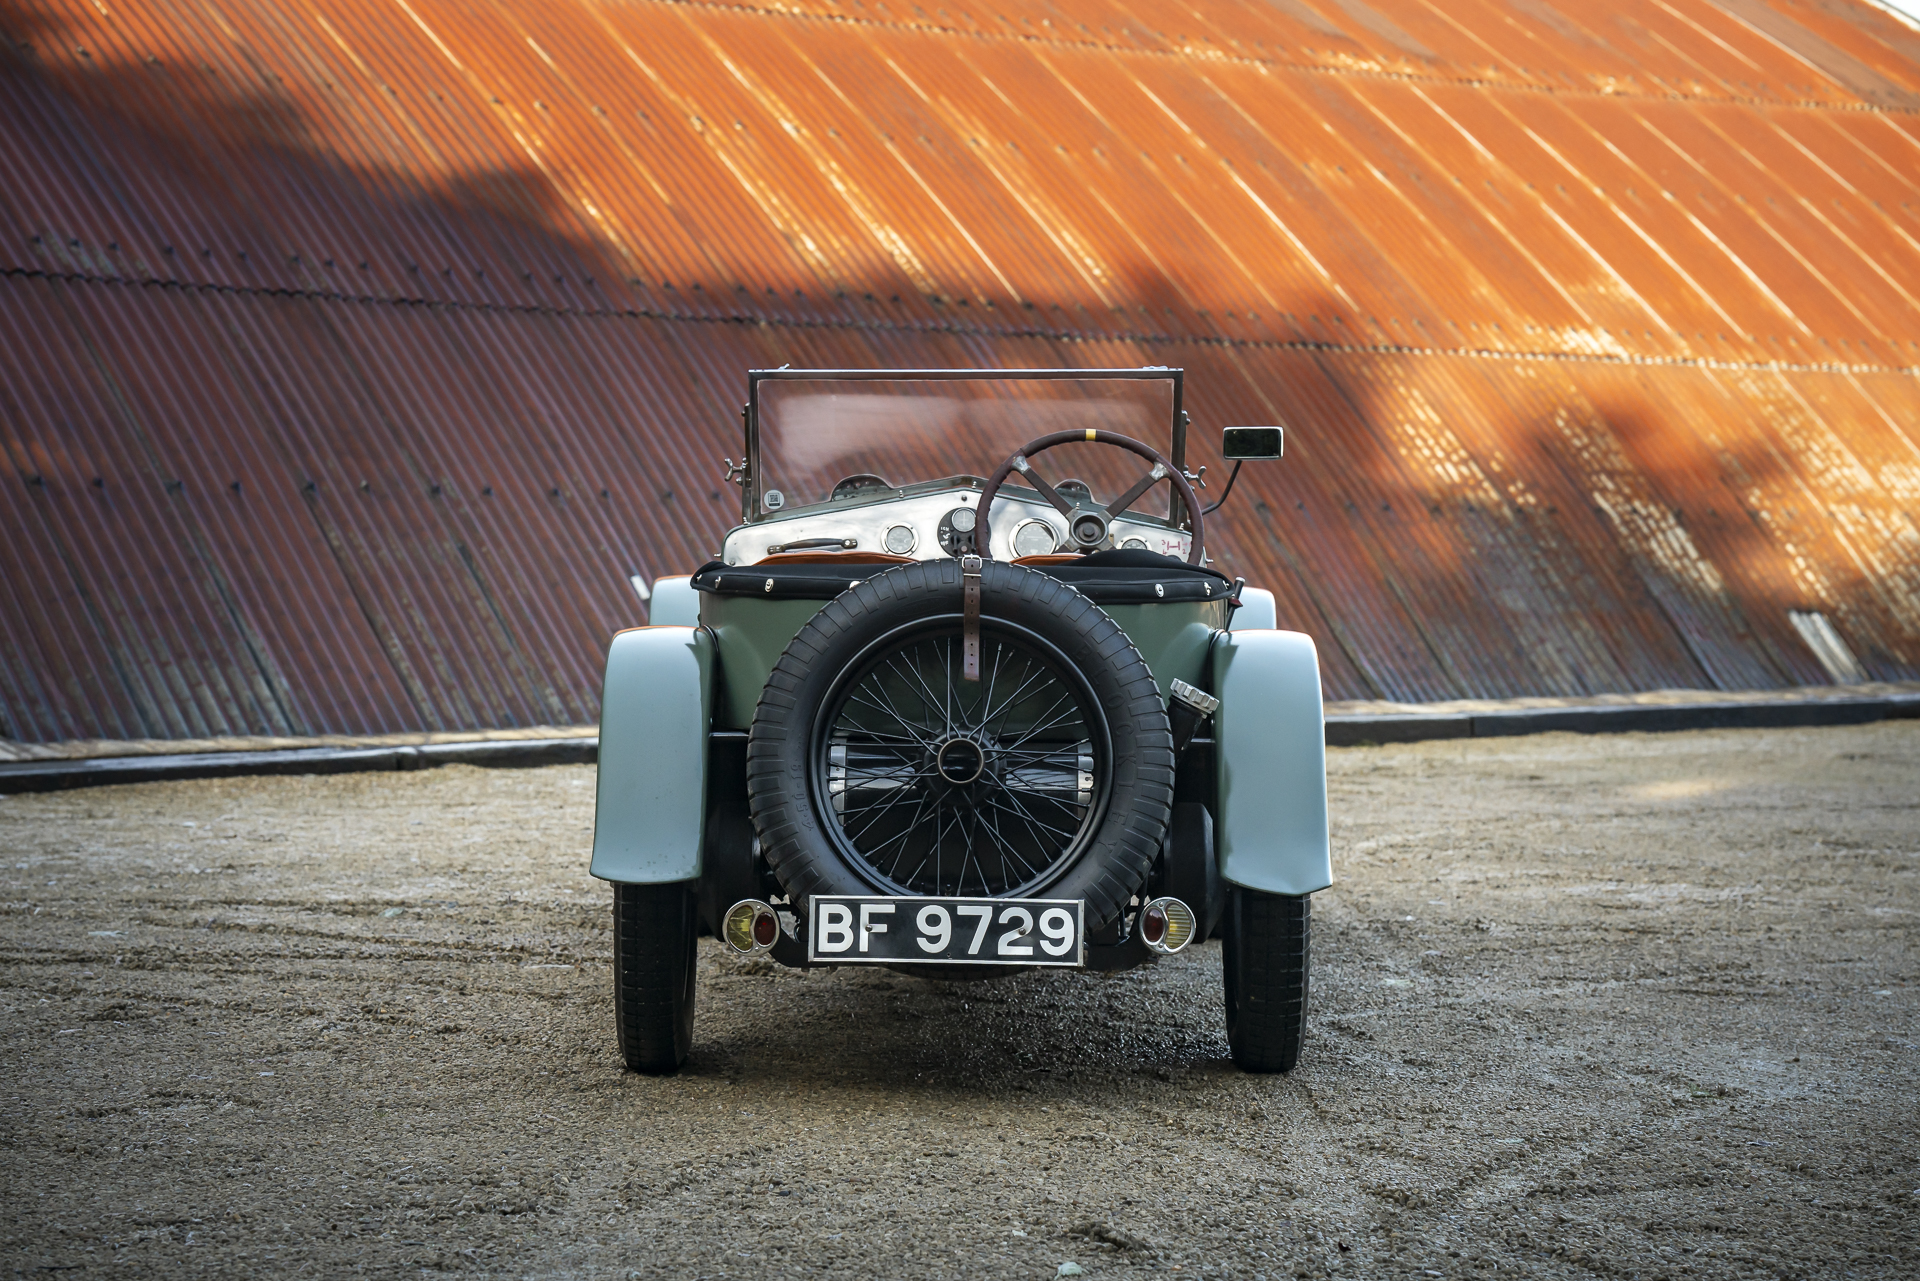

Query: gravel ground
<box><xmin>2</xmin><ymin>723</ymin><xmax>1915</xmax><ymax>1280</ymax></box>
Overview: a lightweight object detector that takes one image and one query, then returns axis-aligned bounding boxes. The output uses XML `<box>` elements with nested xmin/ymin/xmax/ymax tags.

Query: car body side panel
<box><xmin>701</xmin><ymin>591</ymin><xmax>1229</xmax><ymax>728</ymax></box>
<box><xmin>699</xmin><ymin>596</ymin><xmax>831</xmax><ymax>729</ymax></box>
<box><xmin>1211</xmin><ymin>629</ymin><xmax>1333</xmax><ymax>896</ymax></box>
<box><xmin>1100</xmin><ymin>600</ymin><xmax>1229</xmax><ymax>693</ymax></box>
<box><xmin>647</xmin><ymin>576</ymin><xmax>700</xmax><ymax>628</ymax></box>
<box><xmin>590</xmin><ymin>626</ymin><xmax>713</xmax><ymax>884</ymax></box>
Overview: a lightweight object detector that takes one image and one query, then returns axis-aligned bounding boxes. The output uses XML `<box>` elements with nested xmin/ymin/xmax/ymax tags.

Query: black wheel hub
<box><xmin>815</xmin><ymin>621</ymin><xmax>1111</xmax><ymax>898</ymax></box>
<box><xmin>933</xmin><ymin>734</ymin><xmax>989</xmax><ymax>786</ymax></box>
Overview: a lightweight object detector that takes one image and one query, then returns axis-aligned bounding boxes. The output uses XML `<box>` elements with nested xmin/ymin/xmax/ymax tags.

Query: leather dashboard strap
<box><xmin>960</xmin><ymin>554</ymin><xmax>983</xmax><ymax>682</ymax></box>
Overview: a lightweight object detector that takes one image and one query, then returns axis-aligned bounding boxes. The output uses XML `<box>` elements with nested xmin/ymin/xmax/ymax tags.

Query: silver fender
<box><xmin>1210</xmin><ymin>628</ymin><xmax>1332</xmax><ymax>896</ymax></box>
<box><xmin>647</xmin><ymin>575</ymin><xmax>700</xmax><ymax>627</ymax></box>
<box><xmin>1228</xmin><ymin>586</ymin><xmax>1277</xmax><ymax>630</ymax></box>
<box><xmin>589</xmin><ymin>626</ymin><xmax>713</xmax><ymax>884</ymax></box>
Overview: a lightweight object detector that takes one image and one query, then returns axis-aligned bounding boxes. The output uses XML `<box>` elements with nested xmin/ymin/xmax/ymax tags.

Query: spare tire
<box><xmin>747</xmin><ymin>559</ymin><xmax>1173</xmax><ymax>929</ymax></box>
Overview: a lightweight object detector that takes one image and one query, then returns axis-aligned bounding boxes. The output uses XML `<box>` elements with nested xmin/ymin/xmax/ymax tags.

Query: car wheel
<box><xmin>1223</xmin><ymin>887</ymin><xmax>1310</xmax><ymax>1073</ymax></box>
<box><xmin>747</xmin><ymin>559</ymin><xmax>1174</xmax><ymax>931</ymax></box>
<box><xmin>612</xmin><ymin>881</ymin><xmax>697</xmax><ymax>1074</ymax></box>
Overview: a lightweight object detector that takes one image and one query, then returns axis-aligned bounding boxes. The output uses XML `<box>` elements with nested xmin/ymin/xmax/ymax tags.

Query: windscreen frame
<box><xmin>741</xmin><ymin>368</ymin><xmax>1188</xmax><ymax>526</ymax></box>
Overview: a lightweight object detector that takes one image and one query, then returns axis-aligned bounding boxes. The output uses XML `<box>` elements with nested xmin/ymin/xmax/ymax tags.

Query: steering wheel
<box><xmin>976</xmin><ymin>430</ymin><xmax>1206</xmax><ymax>567</ymax></box>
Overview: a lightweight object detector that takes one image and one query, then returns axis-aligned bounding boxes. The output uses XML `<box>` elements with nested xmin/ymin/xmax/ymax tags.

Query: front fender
<box><xmin>1210</xmin><ymin>629</ymin><xmax>1332</xmax><ymax>896</ymax></box>
<box><xmin>589</xmin><ymin>626</ymin><xmax>713</xmax><ymax>884</ymax></box>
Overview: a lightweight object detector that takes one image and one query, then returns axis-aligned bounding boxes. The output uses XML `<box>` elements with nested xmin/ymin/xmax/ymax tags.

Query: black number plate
<box><xmin>807</xmin><ymin>896</ymin><xmax>1084</xmax><ymax>967</ymax></box>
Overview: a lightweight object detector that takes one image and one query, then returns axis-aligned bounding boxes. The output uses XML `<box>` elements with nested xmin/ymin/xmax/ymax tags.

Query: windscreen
<box><xmin>755</xmin><ymin>376</ymin><xmax>1177</xmax><ymax>513</ymax></box>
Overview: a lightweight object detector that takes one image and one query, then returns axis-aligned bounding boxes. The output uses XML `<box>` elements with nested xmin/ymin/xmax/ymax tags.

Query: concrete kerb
<box><xmin>1323</xmin><ymin>691</ymin><xmax>1920</xmax><ymax>747</ymax></box>
<box><xmin>0</xmin><ymin>738</ymin><xmax>598</xmax><ymax>794</ymax></box>
<box><xmin>2</xmin><ymin>693</ymin><xmax>1914</xmax><ymax>793</ymax></box>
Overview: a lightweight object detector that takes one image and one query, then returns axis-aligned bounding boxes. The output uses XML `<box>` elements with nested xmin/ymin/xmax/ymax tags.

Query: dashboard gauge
<box><xmin>1012</xmin><ymin>519</ymin><xmax>1060</xmax><ymax>558</ymax></box>
<box><xmin>937</xmin><ymin>504</ymin><xmax>979</xmax><ymax>556</ymax></box>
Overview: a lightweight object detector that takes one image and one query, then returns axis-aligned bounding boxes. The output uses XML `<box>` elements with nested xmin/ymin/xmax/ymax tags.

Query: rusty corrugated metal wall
<box><xmin>3</xmin><ymin>0</ymin><xmax>1918</xmax><ymax>741</ymax></box>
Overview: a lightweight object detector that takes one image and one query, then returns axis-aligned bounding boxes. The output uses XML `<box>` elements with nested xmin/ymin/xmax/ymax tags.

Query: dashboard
<box><xmin>719</xmin><ymin>485</ymin><xmax>1193</xmax><ymax>566</ymax></box>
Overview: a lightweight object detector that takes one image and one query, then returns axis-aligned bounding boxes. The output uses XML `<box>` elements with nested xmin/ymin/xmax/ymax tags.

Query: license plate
<box><xmin>807</xmin><ymin>895</ymin><xmax>1084</xmax><ymax>967</ymax></box>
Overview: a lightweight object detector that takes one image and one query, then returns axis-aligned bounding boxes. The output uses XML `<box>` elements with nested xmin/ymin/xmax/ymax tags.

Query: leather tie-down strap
<box><xmin>961</xmin><ymin>554</ymin><xmax>983</xmax><ymax>682</ymax></box>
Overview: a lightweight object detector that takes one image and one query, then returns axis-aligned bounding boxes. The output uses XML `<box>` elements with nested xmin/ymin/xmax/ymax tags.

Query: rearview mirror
<box><xmin>1221</xmin><ymin>426</ymin><xmax>1284</xmax><ymax>461</ymax></box>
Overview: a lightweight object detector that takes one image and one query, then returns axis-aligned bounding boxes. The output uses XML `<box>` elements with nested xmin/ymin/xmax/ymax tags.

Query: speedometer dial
<box><xmin>1011</xmin><ymin>519</ymin><xmax>1059</xmax><ymax>558</ymax></box>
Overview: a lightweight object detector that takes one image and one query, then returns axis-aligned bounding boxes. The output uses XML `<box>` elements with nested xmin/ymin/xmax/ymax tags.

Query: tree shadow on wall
<box><xmin>1594</xmin><ymin>389</ymin><xmax>1916</xmax><ymax>684</ymax></box>
<box><xmin>0</xmin><ymin>8</ymin><xmax>618</xmax><ymax>298</ymax></box>
<box><xmin>1184</xmin><ymin>312</ymin><xmax>1900</xmax><ymax>699</ymax></box>
<box><xmin>6</xmin><ymin>0</ymin><xmax>1893</xmax><ymax>735</ymax></box>
<box><xmin>0</xmin><ymin>4</ymin><xmax>762</xmax><ymax>737</ymax></box>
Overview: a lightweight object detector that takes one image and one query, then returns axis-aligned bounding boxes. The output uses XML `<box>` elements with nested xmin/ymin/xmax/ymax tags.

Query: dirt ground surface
<box><xmin>3</xmin><ymin>723</ymin><xmax>1915</xmax><ymax>1280</ymax></box>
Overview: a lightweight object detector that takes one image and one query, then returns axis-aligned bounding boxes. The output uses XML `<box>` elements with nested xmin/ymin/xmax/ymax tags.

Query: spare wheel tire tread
<box><xmin>745</xmin><ymin>560</ymin><xmax>1172</xmax><ymax>926</ymax></box>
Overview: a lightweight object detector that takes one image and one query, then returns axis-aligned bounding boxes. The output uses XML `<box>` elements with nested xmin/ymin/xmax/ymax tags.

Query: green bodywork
<box><xmin>699</xmin><ymin>594</ymin><xmax>1230</xmax><ymax>727</ymax></box>
<box><xmin>701</xmin><ymin>596</ymin><xmax>831</xmax><ymax>729</ymax></box>
<box><xmin>1100</xmin><ymin>601</ymin><xmax>1230</xmax><ymax>693</ymax></box>
<box><xmin>597</xmin><ymin>587</ymin><xmax>1329</xmax><ymax>898</ymax></box>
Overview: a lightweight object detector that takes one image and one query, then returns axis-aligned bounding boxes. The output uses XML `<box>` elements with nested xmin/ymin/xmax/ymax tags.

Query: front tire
<box><xmin>612</xmin><ymin>882</ymin><xmax>697</xmax><ymax>1075</ymax></box>
<box><xmin>1223</xmin><ymin>887</ymin><xmax>1310</xmax><ymax>1073</ymax></box>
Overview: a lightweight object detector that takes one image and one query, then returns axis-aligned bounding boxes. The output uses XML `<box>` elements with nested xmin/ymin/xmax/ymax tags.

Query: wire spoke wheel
<box><xmin>750</xmin><ymin>560</ymin><xmax>1171</xmax><ymax>932</ymax></box>
<box><xmin>814</xmin><ymin>623</ymin><xmax>1111</xmax><ymax>898</ymax></box>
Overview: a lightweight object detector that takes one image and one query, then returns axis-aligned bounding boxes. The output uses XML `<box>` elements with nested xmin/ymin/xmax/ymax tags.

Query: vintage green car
<box><xmin>590</xmin><ymin>369</ymin><xmax>1329</xmax><ymax>1075</ymax></box>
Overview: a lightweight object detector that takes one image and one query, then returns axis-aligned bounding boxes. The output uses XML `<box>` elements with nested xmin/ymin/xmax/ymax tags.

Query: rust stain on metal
<box><xmin>2</xmin><ymin>0</ymin><xmax>1917</xmax><ymax>740</ymax></box>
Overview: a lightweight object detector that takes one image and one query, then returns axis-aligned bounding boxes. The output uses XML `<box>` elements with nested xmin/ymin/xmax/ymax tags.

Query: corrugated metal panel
<box><xmin>3</xmin><ymin>0</ymin><xmax>1918</xmax><ymax>742</ymax></box>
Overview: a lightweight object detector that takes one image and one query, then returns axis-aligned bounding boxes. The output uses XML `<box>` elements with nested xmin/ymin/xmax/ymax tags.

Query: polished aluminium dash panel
<box><xmin>720</xmin><ymin>488</ymin><xmax>1193</xmax><ymax>566</ymax></box>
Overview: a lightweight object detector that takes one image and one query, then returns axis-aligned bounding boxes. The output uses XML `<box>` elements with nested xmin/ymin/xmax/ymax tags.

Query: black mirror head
<box><xmin>1221</xmin><ymin>426</ymin><xmax>1284</xmax><ymax>461</ymax></box>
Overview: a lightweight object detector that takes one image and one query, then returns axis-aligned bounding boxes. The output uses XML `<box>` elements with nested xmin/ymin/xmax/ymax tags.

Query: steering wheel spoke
<box><xmin>977</xmin><ymin>430</ymin><xmax>1206</xmax><ymax>566</ymax></box>
<box><xmin>1104</xmin><ymin>461</ymin><xmax>1168</xmax><ymax>519</ymax></box>
<box><xmin>1013</xmin><ymin>455</ymin><xmax>1079</xmax><ymax>519</ymax></box>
